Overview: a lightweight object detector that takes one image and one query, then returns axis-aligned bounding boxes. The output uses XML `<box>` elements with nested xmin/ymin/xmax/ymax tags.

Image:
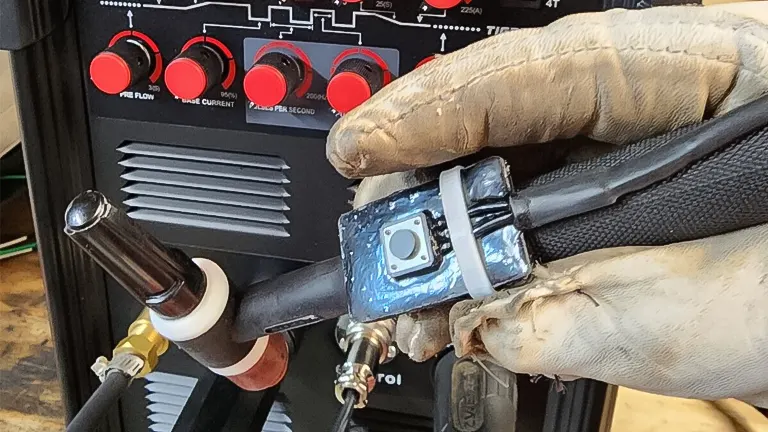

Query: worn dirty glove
<box><xmin>328</xmin><ymin>3</ymin><xmax>768</xmax><ymax>407</ymax></box>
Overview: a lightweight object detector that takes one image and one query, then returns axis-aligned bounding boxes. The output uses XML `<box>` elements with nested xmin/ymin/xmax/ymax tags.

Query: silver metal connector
<box><xmin>91</xmin><ymin>353</ymin><xmax>145</xmax><ymax>383</ymax></box>
<box><xmin>334</xmin><ymin>318</ymin><xmax>396</xmax><ymax>409</ymax></box>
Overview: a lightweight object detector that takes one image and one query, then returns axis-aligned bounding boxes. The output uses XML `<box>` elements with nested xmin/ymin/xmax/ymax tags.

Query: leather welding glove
<box><xmin>327</xmin><ymin>3</ymin><xmax>768</xmax><ymax>407</ymax></box>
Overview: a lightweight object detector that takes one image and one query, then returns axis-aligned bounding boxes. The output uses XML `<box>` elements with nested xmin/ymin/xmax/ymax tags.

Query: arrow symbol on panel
<box><xmin>127</xmin><ymin>10</ymin><xmax>134</xmax><ymax>28</ymax></box>
<box><xmin>440</xmin><ymin>33</ymin><xmax>446</xmax><ymax>52</ymax></box>
<box><xmin>417</xmin><ymin>15</ymin><xmax>423</xmax><ymax>22</ymax></box>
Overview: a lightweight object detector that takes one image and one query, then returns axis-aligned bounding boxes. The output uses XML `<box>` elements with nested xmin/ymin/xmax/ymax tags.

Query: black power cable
<box><xmin>66</xmin><ymin>372</ymin><xmax>131</xmax><ymax>431</ymax></box>
<box><xmin>331</xmin><ymin>390</ymin><xmax>358</xmax><ymax>432</ymax></box>
<box><xmin>473</xmin><ymin>212</ymin><xmax>515</xmax><ymax>238</ymax></box>
<box><xmin>467</xmin><ymin>200</ymin><xmax>510</xmax><ymax>217</ymax></box>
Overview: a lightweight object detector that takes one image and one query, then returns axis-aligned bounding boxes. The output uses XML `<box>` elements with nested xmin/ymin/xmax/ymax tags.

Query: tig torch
<box><xmin>64</xmin><ymin>191</ymin><xmax>289</xmax><ymax>391</ymax></box>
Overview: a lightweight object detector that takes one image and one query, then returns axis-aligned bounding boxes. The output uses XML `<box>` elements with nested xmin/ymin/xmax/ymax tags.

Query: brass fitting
<box><xmin>112</xmin><ymin>309</ymin><xmax>169</xmax><ymax>378</ymax></box>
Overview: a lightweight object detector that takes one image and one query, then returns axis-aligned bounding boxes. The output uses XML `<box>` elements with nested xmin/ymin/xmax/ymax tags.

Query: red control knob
<box><xmin>327</xmin><ymin>58</ymin><xmax>385</xmax><ymax>114</ymax></box>
<box><xmin>416</xmin><ymin>55</ymin><xmax>437</xmax><ymax>68</ymax></box>
<box><xmin>90</xmin><ymin>38</ymin><xmax>153</xmax><ymax>95</ymax></box>
<box><xmin>425</xmin><ymin>0</ymin><xmax>462</xmax><ymax>9</ymax></box>
<box><xmin>165</xmin><ymin>43</ymin><xmax>226</xmax><ymax>100</ymax></box>
<box><xmin>244</xmin><ymin>52</ymin><xmax>305</xmax><ymax>108</ymax></box>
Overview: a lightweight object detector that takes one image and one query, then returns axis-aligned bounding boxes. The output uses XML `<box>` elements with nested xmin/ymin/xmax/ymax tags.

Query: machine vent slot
<box><xmin>352</xmin><ymin>408</ymin><xmax>432</xmax><ymax>432</ymax></box>
<box><xmin>144</xmin><ymin>372</ymin><xmax>198</xmax><ymax>432</ymax></box>
<box><xmin>261</xmin><ymin>401</ymin><xmax>292</xmax><ymax>432</ymax></box>
<box><xmin>119</xmin><ymin>142</ymin><xmax>291</xmax><ymax>238</ymax></box>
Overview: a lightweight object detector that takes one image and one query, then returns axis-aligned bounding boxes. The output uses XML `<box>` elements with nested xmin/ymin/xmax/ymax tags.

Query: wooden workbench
<box><xmin>0</xmin><ymin>253</ymin><xmax>65</xmax><ymax>431</ymax></box>
<box><xmin>1</xmin><ymin>253</ymin><xmax>766</xmax><ymax>432</ymax></box>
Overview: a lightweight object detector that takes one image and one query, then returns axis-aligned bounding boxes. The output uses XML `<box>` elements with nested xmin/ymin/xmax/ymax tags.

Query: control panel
<box><xmin>68</xmin><ymin>0</ymin><xmax>646</xmax><ymax>430</ymax></box>
<box><xmin>77</xmin><ymin>0</ymin><xmax>630</xmax><ymax>134</ymax></box>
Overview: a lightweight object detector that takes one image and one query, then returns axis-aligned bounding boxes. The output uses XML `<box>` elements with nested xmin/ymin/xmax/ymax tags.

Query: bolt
<box><xmin>391</xmin><ymin>265</ymin><xmax>398</xmax><ymax>270</ymax></box>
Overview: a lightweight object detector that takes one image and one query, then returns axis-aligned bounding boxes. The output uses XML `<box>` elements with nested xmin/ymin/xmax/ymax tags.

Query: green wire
<box><xmin>0</xmin><ymin>242</ymin><xmax>37</xmax><ymax>256</ymax></box>
<box><xmin>0</xmin><ymin>175</ymin><xmax>27</xmax><ymax>180</ymax></box>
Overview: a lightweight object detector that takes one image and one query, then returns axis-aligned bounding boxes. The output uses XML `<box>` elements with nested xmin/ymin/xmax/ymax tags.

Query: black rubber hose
<box><xmin>331</xmin><ymin>390</ymin><xmax>357</xmax><ymax>432</ymax></box>
<box><xmin>233</xmin><ymin>257</ymin><xmax>346</xmax><ymax>343</ymax></box>
<box><xmin>66</xmin><ymin>372</ymin><xmax>130</xmax><ymax>432</ymax></box>
<box><xmin>523</xmin><ymin>123</ymin><xmax>768</xmax><ymax>262</ymax></box>
<box><xmin>512</xmin><ymin>94</ymin><xmax>768</xmax><ymax>229</ymax></box>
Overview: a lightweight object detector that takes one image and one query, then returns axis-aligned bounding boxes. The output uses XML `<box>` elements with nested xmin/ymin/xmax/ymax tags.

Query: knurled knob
<box><xmin>89</xmin><ymin>37</ymin><xmax>153</xmax><ymax>95</ymax></box>
<box><xmin>244</xmin><ymin>52</ymin><xmax>305</xmax><ymax>108</ymax></box>
<box><xmin>327</xmin><ymin>58</ymin><xmax>385</xmax><ymax>114</ymax></box>
<box><xmin>165</xmin><ymin>43</ymin><xmax>226</xmax><ymax>100</ymax></box>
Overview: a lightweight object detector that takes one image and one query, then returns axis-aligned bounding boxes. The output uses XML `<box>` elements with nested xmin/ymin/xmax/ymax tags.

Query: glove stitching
<box><xmin>374</xmin><ymin>14</ymin><xmax>760</xmax><ymax>105</ymax></box>
<box><xmin>342</xmin><ymin>24</ymin><xmax>767</xmax><ymax>165</ymax></box>
<box><xmin>339</xmin><ymin>45</ymin><xmax>767</xmax><ymax>176</ymax></box>
<box><xmin>382</xmin><ymin>43</ymin><xmax>766</xmax><ymax>130</ymax></box>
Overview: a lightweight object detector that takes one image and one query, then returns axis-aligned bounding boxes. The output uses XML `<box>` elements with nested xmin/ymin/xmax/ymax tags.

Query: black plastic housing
<box><xmin>0</xmin><ymin>0</ymin><xmax>69</xmax><ymax>50</ymax></box>
<box><xmin>9</xmin><ymin>0</ymin><xmax>661</xmax><ymax>429</ymax></box>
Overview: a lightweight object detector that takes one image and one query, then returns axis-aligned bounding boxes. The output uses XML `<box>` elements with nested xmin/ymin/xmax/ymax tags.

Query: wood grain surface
<box><xmin>0</xmin><ymin>253</ymin><xmax>65</xmax><ymax>431</ymax></box>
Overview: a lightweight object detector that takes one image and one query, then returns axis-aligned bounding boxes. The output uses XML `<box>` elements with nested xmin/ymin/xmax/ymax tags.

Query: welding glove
<box><xmin>326</xmin><ymin>3</ymin><xmax>768</xmax><ymax>407</ymax></box>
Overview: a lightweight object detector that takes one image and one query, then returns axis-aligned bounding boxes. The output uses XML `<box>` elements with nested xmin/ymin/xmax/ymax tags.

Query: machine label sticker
<box><xmin>304</xmin><ymin>92</ymin><xmax>327</xmax><ymax>101</ymax></box>
<box><xmin>203</xmin><ymin>99</ymin><xmax>236</xmax><ymax>108</ymax></box>
<box><xmin>377</xmin><ymin>373</ymin><xmax>403</xmax><ymax>386</ymax></box>
<box><xmin>120</xmin><ymin>91</ymin><xmax>156</xmax><ymax>100</ymax></box>
<box><xmin>486</xmin><ymin>26</ymin><xmax>519</xmax><ymax>35</ymax></box>
<box><xmin>251</xmin><ymin>105</ymin><xmax>316</xmax><ymax>115</ymax></box>
<box><xmin>180</xmin><ymin>98</ymin><xmax>236</xmax><ymax>108</ymax></box>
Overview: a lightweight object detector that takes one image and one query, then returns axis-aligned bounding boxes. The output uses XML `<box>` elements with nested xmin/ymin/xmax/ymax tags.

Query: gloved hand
<box><xmin>326</xmin><ymin>3</ymin><xmax>768</xmax><ymax>407</ymax></box>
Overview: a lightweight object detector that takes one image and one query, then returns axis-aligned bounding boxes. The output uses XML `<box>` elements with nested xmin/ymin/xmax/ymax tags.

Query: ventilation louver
<box><xmin>118</xmin><ymin>142</ymin><xmax>290</xmax><ymax>238</ymax></box>
<box><xmin>144</xmin><ymin>372</ymin><xmax>198</xmax><ymax>432</ymax></box>
<box><xmin>261</xmin><ymin>401</ymin><xmax>293</xmax><ymax>432</ymax></box>
<box><xmin>351</xmin><ymin>408</ymin><xmax>432</xmax><ymax>432</ymax></box>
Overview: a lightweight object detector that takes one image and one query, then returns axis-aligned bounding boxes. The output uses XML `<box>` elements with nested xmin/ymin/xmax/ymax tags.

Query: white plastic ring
<box><xmin>439</xmin><ymin>167</ymin><xmax>494</xmax><ymax>299</ymax></box>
